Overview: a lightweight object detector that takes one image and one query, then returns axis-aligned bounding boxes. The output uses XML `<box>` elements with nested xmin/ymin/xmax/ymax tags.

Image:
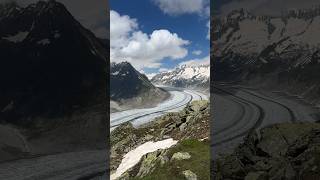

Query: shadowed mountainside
<box><xmin>0</xmin><ymin>0</ymin><xmax>107</xmax><ymax>161</ymax></box>
<box><xmin>110</xmin><ymin>61</ymin><xmax>169</xmax><ymax>112</ymax></box>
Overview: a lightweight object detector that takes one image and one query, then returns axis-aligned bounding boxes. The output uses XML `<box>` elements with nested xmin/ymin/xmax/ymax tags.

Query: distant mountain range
<box><xmin>213</xmin><ymin>7</ymin><xmax>320</xmax><ymax>104</ymax></box>
<box><xmin>110</xmin><ymin>61</ymin><xmax>168</xmax><ymax>112</ymax></box>
<box><xmin>0</xmin><ymin>0</ymin><xmax>107</xmax><ymax>159</ymax></box>
<box><xmin>151</xmin><ymin>64</ymin><xmax>210</xmax><ymax>89</ymax></box>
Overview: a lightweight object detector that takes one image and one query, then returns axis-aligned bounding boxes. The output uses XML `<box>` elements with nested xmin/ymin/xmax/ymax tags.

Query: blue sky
<box><xmin>110</xmin><ymin>0</ymin><xmax>210</xmax><ymax>76</ymax></box>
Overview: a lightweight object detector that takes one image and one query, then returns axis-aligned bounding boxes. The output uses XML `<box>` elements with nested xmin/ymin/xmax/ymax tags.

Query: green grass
<box><xmin>133</xmin><ymin>139</ymin><xmax>210</xmax><ymax>180</ymax></box>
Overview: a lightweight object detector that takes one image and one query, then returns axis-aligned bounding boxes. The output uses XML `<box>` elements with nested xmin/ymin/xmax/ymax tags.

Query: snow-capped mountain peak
<box><xmin>213</xmin><ymin>6</ymin><xmax>320</xmax><ymax>105</ymax></box>
<box><xmin>214</xmin><ymin>7</ymin><xmax>320</xmax><ymax>58</ymax></box>
<box><xmin>177</xmin><ymin>65</ymin><xmax>210</xmax><ymax>79</ymax></box>
<box><xmin>151</xmin><ymin>64</ymin><xmax>209</xmax><ymax>88</ymax></box>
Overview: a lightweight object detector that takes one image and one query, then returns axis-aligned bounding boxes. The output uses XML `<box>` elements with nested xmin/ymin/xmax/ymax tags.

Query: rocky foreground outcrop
<box><xmin>213</xmin><ymin>123</ymin><xmax>320</xmax><ymax>180</ymax></box>
<box><xmin>110</xmin><ymin>100</ymin><xmax>210</xmax><ymax>179</ymax></box>
<box><xmin>118</xmin><ymin>139</ymin><xmax>209</xmax><ymax>180</ymax></box>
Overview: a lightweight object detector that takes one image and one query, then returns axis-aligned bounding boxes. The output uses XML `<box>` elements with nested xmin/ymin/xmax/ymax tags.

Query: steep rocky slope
<box><xmin>0</xmin><ymin>1</ymin><xmax>107</xmax><ymax>161</ymax></box>
<box><xmin>110</xmin><ymin>100</ymin><xmax>210</xmax><ymax>179</ymax></box>
<box><xmin>212</xmin><ymin>7</ymin><xmax>320</xmax><ymax>105</ymax></box>
<box><xmin>213</xmin><ymin>123</ymin><xmax>320</xmax><ymax>180</ymax></box>
<box><xmin>110</xmin><ymin>61</ymin><xmax>169</xmax><ymax>112</ymax></box>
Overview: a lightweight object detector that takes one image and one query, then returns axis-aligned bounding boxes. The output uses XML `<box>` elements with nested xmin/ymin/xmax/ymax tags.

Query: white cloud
<box><xmin>152</xmin><ymin>0</ymin><xmax>209</xmax><ymax>16</ymax></box>
<box><xmin>152</xmin><ymin>0</ymin><xmax>210</xmax><ymax>40</ymax></box>
<box><xmin>110</xmin><ymin>10</ymin><xmax>138</xmax><ymax>47</ymax></box>
<box><xmin>179</xmin><ymin>55</ymin><xmax>210</xmax><ymax>67</ymax></box>
<box><xmin>110</xmin><ymin>10</ymin><xmax>190</xmax><ymax>70</ymax></box>
<box><xmin>192</xmin><ymin>50</ymin><xmax>202</xmax><ymax>55</ymax></box>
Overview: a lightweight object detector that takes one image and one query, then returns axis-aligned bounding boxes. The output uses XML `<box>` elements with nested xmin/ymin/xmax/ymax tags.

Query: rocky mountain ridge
<box><xmin>110</xmin><ymin>61</ymin><xmax>169</xmax><ymax>112</ymax></box>
<box><xmin>213</xmin><ymin>7</ymin><xmax>320</xmax><ymax>105</ymax></box>
<box><xmin>151</xmin><ymin>64</ymin><xmax>210</xmax><ymax>90</ymax></box>
<box><xmin>111</xmin><ymin>61</ymin><xmax>157</xmax><ymax>100</ymax></box>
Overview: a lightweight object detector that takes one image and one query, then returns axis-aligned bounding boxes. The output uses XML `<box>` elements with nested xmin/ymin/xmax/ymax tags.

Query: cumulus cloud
<box><xmin>110</xmin><ymin>10</ymin><xmax>190</xmax><ymax>70</ymax></box>
<box><xmin>192</xmin><ymin>50</ymin><xmax>202</xmax><ymax>55</ymax></box>
<box><xmin>152</xmin><ymin>0</ymin><xmax>210</xmax><ymax>41</ymax></box>
<box><xmin>152</xmin><ymin>0</ymin><xmax>209</xmax><ymax>16</ymax></box>
<box><xmin>2</xmin><ymin>0</ymin><xmax>108</xmax><ymax>38</ymax></box>
<box><xmin>110</xmin><ymin>10</ymin><xmax>138</xmax><ymax>47</ymax></box>
<box><xmin>179</xmin><ymin>55</ymin><xmax>210</xmax><ymax>67</ymax></box>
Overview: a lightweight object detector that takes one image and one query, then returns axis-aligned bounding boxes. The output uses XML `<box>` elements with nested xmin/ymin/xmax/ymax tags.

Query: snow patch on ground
<box><xmin>54</xmin><ymin>32</ymin><xmax>60</xmax><ymax>38</ymax></box>
<box><xmin>111</xmin><ymin>71</ymin><xmax>119</xmax><ymax>76</ymax></box>
<box><xmin>2</xmin><ymin>31</ymin><xmax>29</xmax><ymax>43</ymax></box>
<box><xmin>37</xmin><ymin>39</ymin><xmax>50</xmax><ymax>45</ymax></box>
<box><xmin>110</xmin><ymin>138</ymin><xmax>178</xmax><ymax>180</ymax></box>
<box><xmin>90</xmin><ymin>49</ymin><xmax>97</xmax><ymax>55</ymax></box>
<box><xmin>1</xmin><ymin>101</ymin><xmax>14</xmax><ymax>112</ymax></box>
